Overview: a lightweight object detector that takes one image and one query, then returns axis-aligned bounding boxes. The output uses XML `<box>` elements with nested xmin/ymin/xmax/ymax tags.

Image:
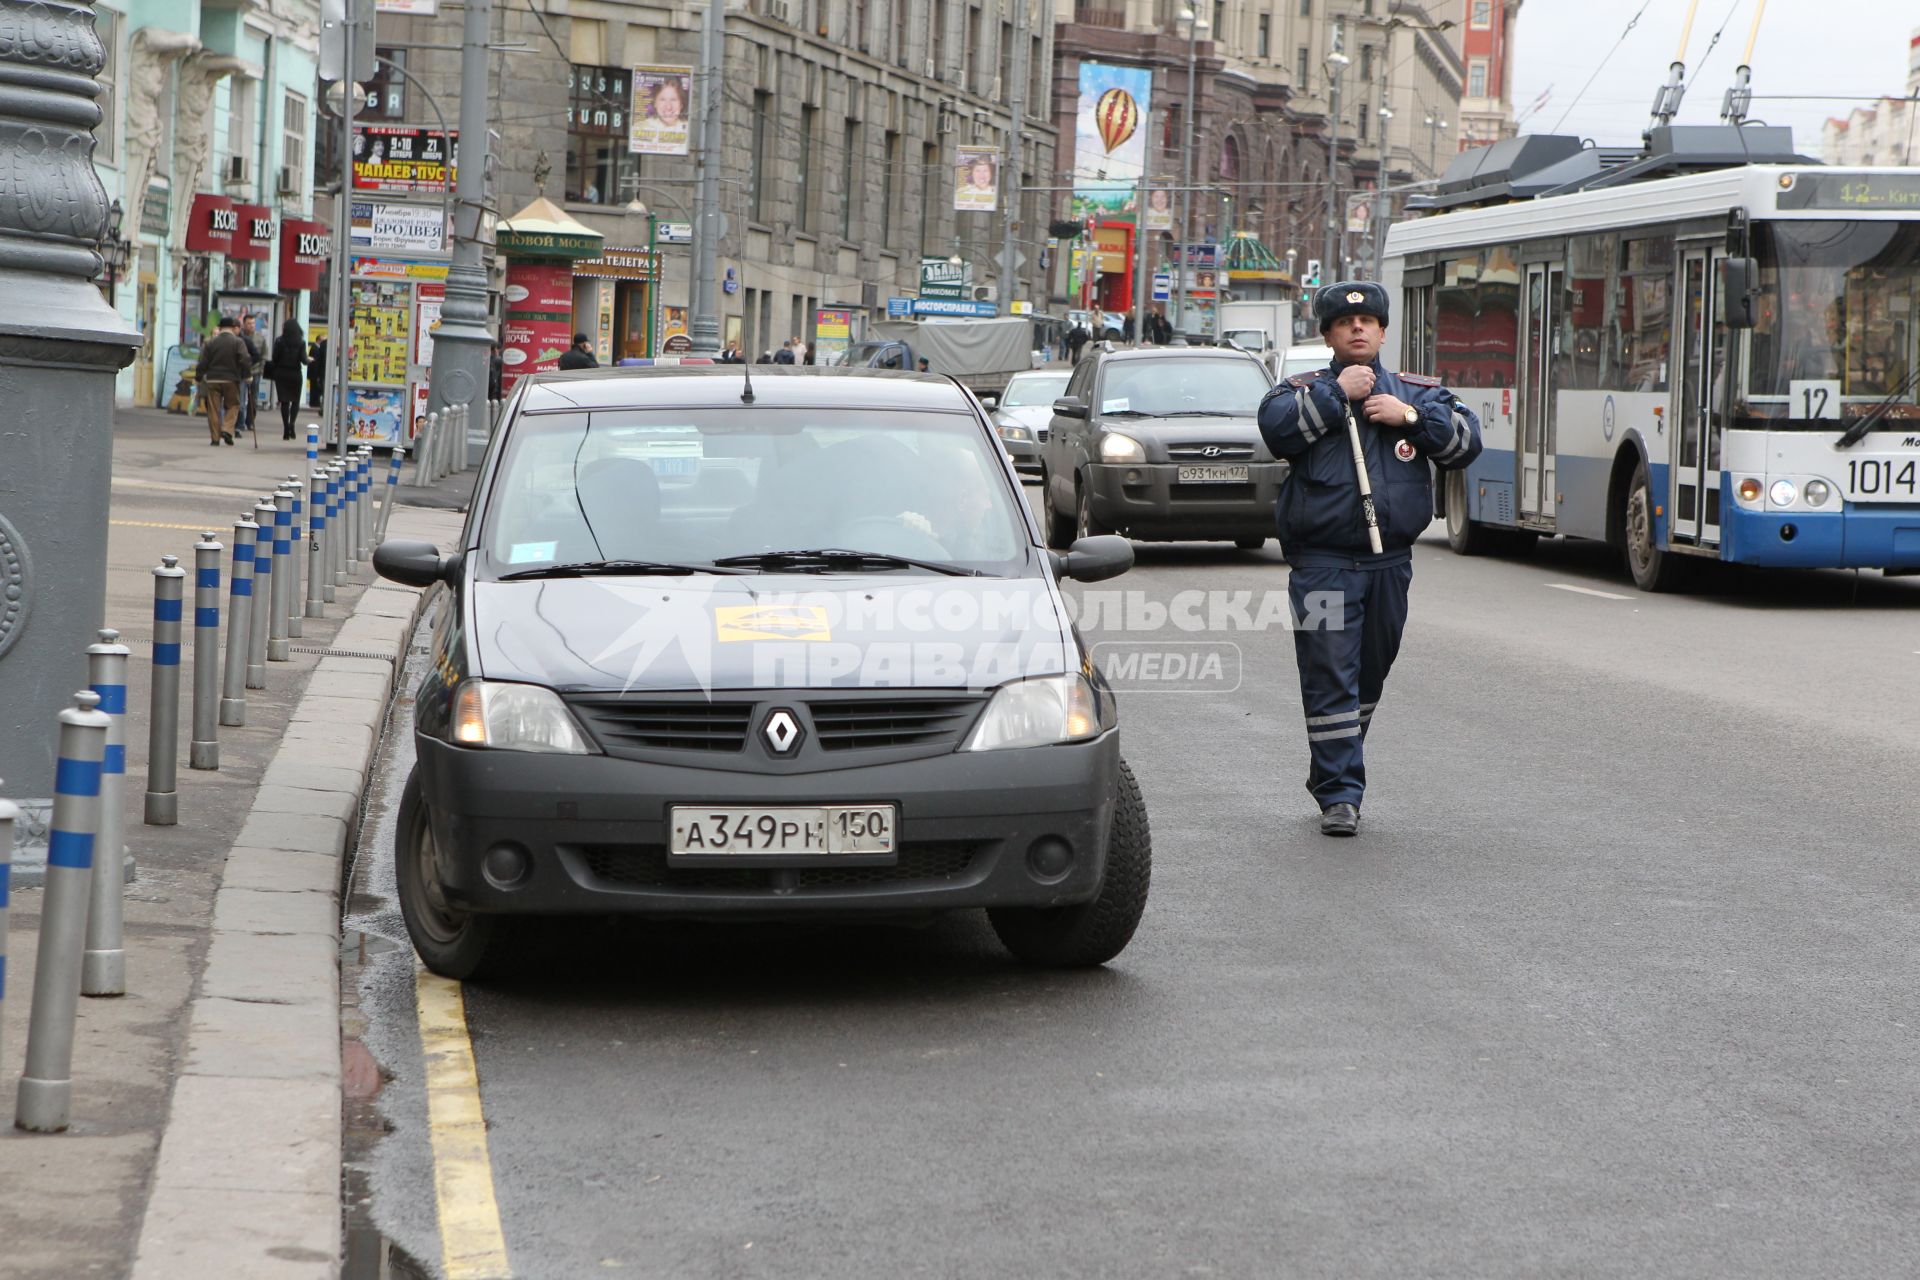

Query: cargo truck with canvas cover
<box><xmin>844</xmin><ymin>318</ymin><xmax>1036</xmax><ymax>399</ymax></box>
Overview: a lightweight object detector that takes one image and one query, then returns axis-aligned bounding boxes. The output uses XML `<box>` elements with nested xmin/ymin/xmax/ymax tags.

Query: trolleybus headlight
<box><xmin>1803</xmin><ymin>479</ymin><xmax>1831</xmax><ymax>507</ymax></box>
<box><xmin>1769</xmin><ymin>479</ymin><xmax>1797</xmax><ymax>507</ymax></box>
<box><xmin>1737</xmin><ymin>477</ymin><xmax>1763</xmax><ymax>503</ymax></box>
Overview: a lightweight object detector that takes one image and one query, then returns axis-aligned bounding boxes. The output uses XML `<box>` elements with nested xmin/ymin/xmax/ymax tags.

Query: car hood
<box><xmin>469</xmin><ymin>573</ymin><xmax>1076</xmax><ymax>692</ymax></box>
<box><xmin>994</xmin><ymin>405</ymin><xmax>1053</xmax><ymax>432</ymax></box>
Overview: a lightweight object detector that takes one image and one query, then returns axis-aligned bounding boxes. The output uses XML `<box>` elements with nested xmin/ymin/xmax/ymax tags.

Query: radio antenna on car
<box><xmin>740</xmin><ymin>362</ymin><xmax>755</xmax><ymax>404</ymax></box>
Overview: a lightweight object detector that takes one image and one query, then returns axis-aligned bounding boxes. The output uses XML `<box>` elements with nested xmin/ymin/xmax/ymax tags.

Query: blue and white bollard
<box><xmin>328</xmin><ymin>463</ymin><xmax>346</xmax><ymax>592</ymax></box>
<box><xmin>16</xmin><ymin>692</ymin><xmax>111</xmax><ymax>1132</ymax></box>
<box><xmin>220</xmin><ymin>514</ymin><xmax>257</xmax><ymax>726</ymax></box>
<box><xmin>142</xmin><ymin>557</ymin><xmax>185</xmax><ymax>826</ymax></box>
<box><xmin>374</xmin><ymin>445</ymin><xmax>404</xmax><ymax>545</ymax></box>
<box><xmin>343</xmin><ymin>455</ymin><xmax>363</xmax><ymax>576</ymax></box>
<box><xmin>246</xmin><ymin>499</ymin><xmax>275</xmax><ymax>689</ymax></box>
<box><xmin>268</xmin><ymin>488</ymin><xmax>294</xmax><ymax>662</ymax></box>
<box><xmin>306</xmin><ymin>473</ymin><xmax>328</xmax><ymax>618</ymax></box>
<box><xmin>189</xmin><ymin>533</ymin><xmax>221</xmax><ymax>769</ymax></box>
<box><xmin>283</xmin><ymin>474</ymin><xmax>304</xmax><ymax>639</ymax></box>
<box><xmin>83</xmin><ymin>630</ymin><xmax>129</xmax><ymax>997</ymax></box>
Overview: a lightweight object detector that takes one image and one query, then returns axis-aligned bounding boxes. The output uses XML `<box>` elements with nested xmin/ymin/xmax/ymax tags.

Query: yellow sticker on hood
<box><xmin>715</xmin><ymin>604</ymin><xmax>832</xmax><ymax>642</ymax></box>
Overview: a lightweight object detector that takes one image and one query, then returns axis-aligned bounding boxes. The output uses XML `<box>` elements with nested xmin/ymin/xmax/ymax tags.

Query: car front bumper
<box><xmin>414</xmin><ymin>732</ymin><xmax>1121</xmax><ymax>917</ymax></box>
<box><xmin>1085</xmin><ymin>461</ymin><xmax>1288</xmax><ymax>540</ymax></box>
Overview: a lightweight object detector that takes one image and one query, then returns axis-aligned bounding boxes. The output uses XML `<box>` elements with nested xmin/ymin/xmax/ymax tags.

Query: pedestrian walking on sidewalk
<box><xmin>239</xmin><ymin>313</ymin><xmax>265</xmax><ymax>434</ymax></box>
<box><xmin>307</xmin><ymin>335</ymin><xmax>327</xmax><ymax>408</ymax></box>
<box><xmin>268</xmin><ymin>319</ymin><xmax>307</xmax><ymax>440</ymax></box>
<box><xmin>195</xmin><ymin>316</ymin><xmax>249</xmax><ymax>446</ymax></box>
<box><xmin>557</xmin><ymin>333</ymin><xmax>598</xmax><ymax>370</ymax></box>
<box><xmin>1256</xmin><ymin>282</ymin><xmax>1482</xmax><ymax>837</ymax></box>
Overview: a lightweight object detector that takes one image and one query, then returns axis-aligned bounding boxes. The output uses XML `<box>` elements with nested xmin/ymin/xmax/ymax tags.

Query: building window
<box><xmin>965</xmin><ymin>5</ymin><xmax>982</xmax><ymax>94</ymax></box>
<box><xmin>1256</xmin><ymin>15</ymin><xmax>1270</xmax><ymax>58</ymax></box>
<box><xmin>750</xmin><ymin>90</ymin><xmax>772</xmax><ymax>222</ymax></box>
<box><xmin>564</xmin><ymin>65</ymin><xmax>634</xmax><ymax>205</ymax></box>
<box><xmin>1471</xmin><ymin>1</ymin><xmax>1492</xmax><ymax>28</ymax></box>
<box><xmin>1468</xmin><ymin>59</ymin><xmax>1488</xmax><ymax>99</ymax></box>
<box><xmin>798</xmin><ymin>104</ymin><xmax>817</xmax><ymax>232</ymax></box>
<box><xmin>96</xmin><ymin>7</ymin><xmax>118</xmax><ymax>165</ymax></box>
<box><xmin>1000</xmin><ymin>20</ymin><xmax>1012</xmax><ymax>96</ymax></box>
<box><xmin>932</xmin><ymin>0</ymin><xmax>948</xmax><ymax>77</ymax></box>
<box><xmin>919</xmin><ymin>141</ymin><xmax>937</xmax><ymax>257</ymax></box>
<box><xmin>882</xmin><ymin>130</ymin><xmax>899</xmax><ymax>246</ymax></box>
<box><xmin>1360</xmin><ymin>45</ymin><xmax>1373</xmax><ymax>83</ymax></box>
<box><xmin>1296</xmin><ymin>46</ymin><xmax>1309</xmax><ymax>88</ymax></box>
<box><xmin>1299</xmin><ymin>0</ymin><xmax>1311</xmax><ymax>16</ymax></box>
<box><xmin>282</xmin><ymin>92</ymin><xmax>308</xmax><ymax>203</ymax></box>
<box><xmin>841</xmin><ymin>119</ymin><xmax>860</xmax><ymax>239</ymax></box>
<box><xmin>364</xmin><ymin>49</ymin><xmax>407</xmax><ymax>119</ymax></box>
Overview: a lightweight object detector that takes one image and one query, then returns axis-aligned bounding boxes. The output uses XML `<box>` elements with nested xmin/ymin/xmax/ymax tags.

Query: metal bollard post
<box><xmin>320</xmin><ymin>466</ymin><xmax>340</xmax><ymax>603</ymax></box>
<box><xmin>351</xmin><ymin>451</ymin><xmax>369</xmax><ymax>569</ymax></box>
<box><xmin>374</xmin><ymin>445</ymin><xmax>404</xmax><ymax>545</ymax></box>
<box><xmin>451</xmin><ymin>404</ymin><xmax>466</xmax><ymax>473</ymax></box>
<box><xmin>329</xmin><ymin>463</ymin><xmax>348</xmax><ymax>589</ymax></box>
<box><xmin>0</xmin><ymin>784</ymin><xmax>14</xmax><ymax>1073</ymax></box>
<box><xmin>142</xmin><ymin>557</ymin><xmax>185</xmax><ymax>826</ymax></box>
<box><xmin>268</xmin><ymin>488</ymin><xmax>294</xmax><ymax>662</ymax></box>
<box><xmin>419</xmin><ymin>411</ymin><xmax>439</xmax><ymax>485</ymax></box>
<box><xmin>189</xmin><ymin>533</ymin><xmax>221</xmax><ymax>768</ymax></box>
<box><xmin>283</xmin><ymin>474</ymin><xmax>304</xmax><ymax>638</ymax></box>
<box><xmin>306</xmin><ymin>473</ymin><xmax>328</xmax><ymax>617</ymax></box>
<box><xmin>16</xmin><ymin>692</ymin><xmax>111</xmax><ymax>1132</ymax></box>
<box><xmin>246</xmin><ymin>499</ymin><xmax>275</xmax><ymax>689</ymax></box>
<box><xmin>360</xmin><ymin>448</ymin><xmax>376</xmax><ymax>556</ymax></box>
<box><xmin>341</xmin><ymin>461</ymin><xmax>360</xmax><ymax>577</ymax></box>
<box><xmin>83</xmin><ymin>630</ymin><xmax>129</xmax><ymax>997</ymax></box>
<box><xmin>220</xmin><ymin>514</ymin><xmax>257</xmax><ymax>726</ymax></box>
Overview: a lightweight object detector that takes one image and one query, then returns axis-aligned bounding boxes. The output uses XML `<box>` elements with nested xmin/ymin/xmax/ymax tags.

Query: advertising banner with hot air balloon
<box><xmin>1072</xmin><ymin>62</ymin><xmax>1152</xmax><ymax>219</ymax></box>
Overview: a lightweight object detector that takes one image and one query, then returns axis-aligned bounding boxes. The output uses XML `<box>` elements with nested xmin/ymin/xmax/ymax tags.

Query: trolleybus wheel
<box><xmin>1444</xmin><ymin>469</ymin><xmax>1494</xmax><ymax>555</ymax></box>
<box><xmin>1624</xmin><ymin>460</ymin><xmax>1685</xmax><ymax>592</ymax></box>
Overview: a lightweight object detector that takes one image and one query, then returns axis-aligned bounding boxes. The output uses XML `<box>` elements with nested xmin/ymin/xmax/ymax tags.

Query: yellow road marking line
<box><xmin>416</xmin><ymin>967</ymin><xmax>513</xmax><ymax>1279</ymax></box>
<box><xmin>110</xmin><ymin>520</ymin><xmax>214</xmax><ymax>532</ymax></box>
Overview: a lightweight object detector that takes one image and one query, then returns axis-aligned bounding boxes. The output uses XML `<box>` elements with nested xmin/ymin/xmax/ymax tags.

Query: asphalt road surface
<box><xmin>345</xmin><ymin>505</ymin><xmax>1920</xmax><ymax>1279</ymax></box>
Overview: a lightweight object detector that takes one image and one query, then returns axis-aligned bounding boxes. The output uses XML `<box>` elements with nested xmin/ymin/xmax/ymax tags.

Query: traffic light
<box><xmin>1303</xmin><ymin>258</ymin><xmax>1322</xmax><ymax>288</ymax></box>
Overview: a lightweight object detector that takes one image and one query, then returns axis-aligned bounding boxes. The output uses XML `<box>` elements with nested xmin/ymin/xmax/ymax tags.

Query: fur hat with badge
<box><xmin>1313</xmin><ymin>281</ymin><xmax>1390</xmax><ymax>333</ymax></box>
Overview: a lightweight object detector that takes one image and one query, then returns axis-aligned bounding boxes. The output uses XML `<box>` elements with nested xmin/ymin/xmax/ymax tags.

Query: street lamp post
<box><xmin>1172</xmin><ymin>8</ymin><xmax>1208</xmax><ymax>344</ymax></box>
<box><xmin>1322</xmin><ymin>38</ymin><xmax>1350</xmax><ymax>287</ymax></box>
<box><xmin>688</xmin><ymin>0</ymin><xmax>724</xmax><ymax>355</ymax></box>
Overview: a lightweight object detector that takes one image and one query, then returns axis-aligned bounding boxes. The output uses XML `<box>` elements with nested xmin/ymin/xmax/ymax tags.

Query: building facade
<box><xmin>381</xmin><ymin>0</ymin><xmax>1057</xmax><ymax>362</ymax></box>
<box><xmin>1454</xmin><ymin>0</ymin><xmax>1518</xmax><ymax>152</ymax></box>
<box><xmin>1821</xmin><ymin>29</ymin><xmax>1920</xmax><ymax>167</ymax></box>
<box><xmin>98</xmin><ymin>0</ymin><xmax>323</xmax><ymax>407</ymax></box>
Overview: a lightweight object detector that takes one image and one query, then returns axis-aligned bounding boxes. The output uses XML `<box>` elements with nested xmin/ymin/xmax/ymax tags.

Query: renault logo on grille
<box><xmin>763</xmin><ymin>708</ymin><xmax>803</xmax><ymax>755</ymax></box>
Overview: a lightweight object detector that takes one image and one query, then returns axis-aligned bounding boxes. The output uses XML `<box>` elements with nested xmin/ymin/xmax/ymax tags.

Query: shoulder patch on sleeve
<box><xmin>1396</xmin><ymin>371</ymin><xmax>1442</xmax><ymax>387</ymax></box>
<box><xmin>1285</xmin><ymin>373</ymin><xmax>1320</xmax><ymax>389</ymax></box>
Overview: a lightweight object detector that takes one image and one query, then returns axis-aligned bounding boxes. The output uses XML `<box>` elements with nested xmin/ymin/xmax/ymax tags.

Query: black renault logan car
<box><xmin>375</xmin><ymin>367</ymin><xmax>1148</xmax><ymax>978</ymax></box>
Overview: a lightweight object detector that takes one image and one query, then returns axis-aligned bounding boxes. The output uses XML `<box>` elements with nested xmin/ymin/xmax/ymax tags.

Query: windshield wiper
<box><xmin>1100</xmin><ymin>408</ymin><xmax>1152</xmax><ymax>418</ymax></box>
<box><xmin>710</xmin><ymin>547</ymin><xmax>984</xmax><ymax>577</ymax></box>
<box><xmin>498</xmin><ymin>559</ymin><xmax>748</xmax><ymax>581</ymax></box>
<box><xmin>1156</xmin><ymin>409</ymin><xmax>1248</xmax><ymax>417</ymax></box>
<box><xmin>1836</xmin><ymin>366</ymin><xmax>1920</xmax><ymax>448</ymax></box>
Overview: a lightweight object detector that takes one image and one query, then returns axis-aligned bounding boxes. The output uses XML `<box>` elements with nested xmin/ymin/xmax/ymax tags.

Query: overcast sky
<box><xmin>1510</xmin><ymin>0</ymin><xmax>1918</xmax><ymax>151</ymax></box>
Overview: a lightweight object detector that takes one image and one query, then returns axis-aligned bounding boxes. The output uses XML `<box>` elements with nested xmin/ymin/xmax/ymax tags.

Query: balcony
<box><xmin>1073</xmin><ymin>3</ymin><xmax>1127</xmax><ymax>28</ymax></box>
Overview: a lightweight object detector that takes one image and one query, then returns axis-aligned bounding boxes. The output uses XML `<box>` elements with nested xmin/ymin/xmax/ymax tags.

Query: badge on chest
<box><xmin>1394</xmin><ymin>438</ymin><xmax>1417</xmax><ymax>462</ymax></box>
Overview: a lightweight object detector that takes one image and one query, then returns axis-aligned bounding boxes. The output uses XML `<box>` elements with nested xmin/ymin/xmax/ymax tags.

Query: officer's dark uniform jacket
<box><xmin>1257</xmin><ymin>360</ymin><xmax>1483</xmax><ymax>566</ymax></box>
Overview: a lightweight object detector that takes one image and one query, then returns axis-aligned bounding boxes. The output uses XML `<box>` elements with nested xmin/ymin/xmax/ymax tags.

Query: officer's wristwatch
<box><xmin>1401</xmin><ymin>406</ymin><xmax>1419</xmax><ymax>427</ymax></box>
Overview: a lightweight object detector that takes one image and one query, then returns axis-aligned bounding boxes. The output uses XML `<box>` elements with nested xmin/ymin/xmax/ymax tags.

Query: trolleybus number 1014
<box><xmin>1846</xmin><ymin>458</ymin><xmax>1919</xmax><ymax>499</ymax></box>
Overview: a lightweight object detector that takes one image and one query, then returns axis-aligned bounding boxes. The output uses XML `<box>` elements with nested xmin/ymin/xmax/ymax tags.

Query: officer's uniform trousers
<box><xmin>1288</xmin><ymin>557</ymin><xmax>1412</xmax><ymax>809</ymax></box>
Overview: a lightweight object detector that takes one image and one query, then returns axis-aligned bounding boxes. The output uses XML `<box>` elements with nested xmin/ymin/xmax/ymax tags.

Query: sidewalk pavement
<box><xmin>0</xmin><ymin>403</ymin><xmax>466</xmax><ymax>1278</ymax></box>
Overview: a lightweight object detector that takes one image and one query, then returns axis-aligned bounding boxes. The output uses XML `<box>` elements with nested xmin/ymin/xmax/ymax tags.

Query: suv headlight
<box><xmin>1099</xmin><ymin>431</ymin><xmax>1146</xmax><ymax>463</ymax></box>
<box><xmin>451</xmin><ymin>680</ymin><xmax>597</xmax><ymax>754</ymax></box>
<box><xmin>962</xmin><ymin>674</ymin><xmax>1113</xmax><ymax>751</ymax></box>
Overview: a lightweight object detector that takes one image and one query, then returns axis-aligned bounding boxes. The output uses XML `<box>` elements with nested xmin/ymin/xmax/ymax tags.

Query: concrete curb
<box><xmin>128</xmin><ymin>515</ymin><xmax>447</xmax><ymax>1279</ymax></box>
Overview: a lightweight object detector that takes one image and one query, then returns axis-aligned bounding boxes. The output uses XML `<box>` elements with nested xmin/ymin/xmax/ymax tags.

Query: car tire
<box><xmin>1042</xmin><ymin>466</ymin><xmax>1077</xmax><ymax>550</ymax></box>
<box><xmin>1075</xmin><ymin>482</ymin><xmax>1112</xmax><ymax>540</ymax></box>
<box><xmin>1234</xmin><ymin>535</ymin><xmax>1267</xmax><ymax>550</ymax></box>
<box><xmin>396</xmin><ymin>766</ymin><xmax>504</xmax><ymax>981</ymax></box>
<box><xmin>989</xmin><ymin>759</ymin><xmax>1151</xmax><ymax>969</ymax></box>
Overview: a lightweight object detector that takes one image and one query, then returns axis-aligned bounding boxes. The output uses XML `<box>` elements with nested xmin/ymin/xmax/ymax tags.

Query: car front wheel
<box><xmin>989</xmin><ymin>759</ymin><xmax>1150</xmax><ymax>968</ymax></box>
<box><xmin>396</xmin><ymin>766</ymin><xmax>504</xmax><ymax>981</ymax></box>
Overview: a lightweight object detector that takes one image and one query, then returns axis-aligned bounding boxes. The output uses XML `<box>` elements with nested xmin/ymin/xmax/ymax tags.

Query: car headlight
<box><xmin>962</xmin><ymin>674</ymin><xmax>1112</xmax><ymax>751</ymax></box>
<box><xmin>1803</xmin><ymin>479</ymin><xmax>1831</xmax><ymax>507</ymax></box>
<box><xmin>1769</xmin><ymin>478</ymin><xmax>1796</xmax><ymax>508</ymax></box>
<box><xmin>997</xmin><ymin>422</ymin><xmax>1032</xmax><ymax>442</ymax></box>
<box><xmin>1100</xmin><ymin>431</ymin><xmax>1146</xmax><ymax>463</ymax></box>
<box><xmin>451</xmin><ymin>680</ymin><xmax>597</xmax><ymax>754</ymax></box>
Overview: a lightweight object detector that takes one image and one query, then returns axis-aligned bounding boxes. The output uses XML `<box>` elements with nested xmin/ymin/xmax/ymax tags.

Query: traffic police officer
<box><xmin>1257</xmin><ymin>282</ymin><xmax>1482</xmax><ymax>836</ymax></box>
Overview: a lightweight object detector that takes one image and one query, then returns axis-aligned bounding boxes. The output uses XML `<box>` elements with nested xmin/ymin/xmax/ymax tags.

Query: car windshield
<box><xmin>1096</xmin><ymin>357</ymin><xmax>1270</xmax><ymax>416</ymax></box>
<box><xmin>480</xmin><ymin>407</ymin><xmax>1032</xmax><ymax>577</ymax></box>
<box><xmin>1000</xmin><ymin>373</ymin><xmax>1070</xmax><ymax>407</ymax></box>
<box><xmin>1747</xmin><ymin>220</ymin><xmax>1920</xmax><ymax>420</ymax></box>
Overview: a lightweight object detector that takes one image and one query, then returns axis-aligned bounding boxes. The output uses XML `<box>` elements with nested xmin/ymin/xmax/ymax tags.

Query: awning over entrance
<box><xmin>497</xmin><ymin>197</ymin><xmax>605</xmax><ymax>259</ymax></box>
<box><xmin>1221</xmin><ymin>231</ymin><xmax>1294</xmax><ymax>285</ymax></box>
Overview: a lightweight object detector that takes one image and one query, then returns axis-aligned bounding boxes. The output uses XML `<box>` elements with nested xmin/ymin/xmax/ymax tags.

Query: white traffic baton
<box><xmin>1342</xmin><ymin>401</ymin><xmax>1386</xmax><ymax>556</ymax></box>
<box><xmin>83</xmin><ymin>630</ymin><xmax>129</xmax><ymax>997</ymax></box>
<box><xmin>142</xmin><ymin>556</ymin><xmax>185</xmax><ymax>826</ymax></box>
<box><xmin>16</xmin><ymin>692</ymin><xmax>110</xmax><ymax>1132</ymax></box>
<box><xmin>246</xmin><ymin>499</ymin><xmax>275</xmax><ymax>689</ymax></box>
<box><xmin>268</xmin><ymin>488</ymin><xmax>294</xmax><ymax>662</ymax></box>
<box><xmin>220</xmin><ymin>513</ymin><xmax>257</xmax><ymax>726</ymax></box>
<box><xmin>189</xmin><ymin>533</ymin><xmax>221</xmax><ymax>768</ymax></box>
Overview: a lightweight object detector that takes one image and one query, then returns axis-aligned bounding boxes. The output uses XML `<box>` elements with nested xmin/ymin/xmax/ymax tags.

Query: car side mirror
<box><xmin>1051</xmin><ymin>534</ymin><xmax>1132</xmax><ymax>583</ymax></box>
<box><xmin>1052</xmin><ymin>397</ymin><xmax>1088</xmax><ymax>419</ymax></box>
<box><xmin>978</xmin><ymin>390</ymin><xmax>1000</xmax><ymax>408</ymax></box>
<box><xmin>1720</xmin><ymin>257</ymin><xmax>1759</xmax><ymax>329</ymax></box>
<box><xmin>373</xmin><ymin>539</ymin><xmax>462</xmax><ymax>588</ymax></box>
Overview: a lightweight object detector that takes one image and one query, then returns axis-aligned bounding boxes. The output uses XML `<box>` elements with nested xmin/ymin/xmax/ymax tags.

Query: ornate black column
<box><xmin>0</xmin><ymin>0</ymin><xmax>141</xmax><ymax>867</ymax></box>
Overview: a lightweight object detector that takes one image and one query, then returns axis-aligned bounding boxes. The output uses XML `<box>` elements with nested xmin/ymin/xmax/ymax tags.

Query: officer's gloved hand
<box><xmin>1336</xmin><ymin>365</ymin><xmax>1376</xmax><ymax>401</ymax></box>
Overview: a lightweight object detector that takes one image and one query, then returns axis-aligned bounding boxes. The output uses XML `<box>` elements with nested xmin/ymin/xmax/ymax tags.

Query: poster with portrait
<box><xmin>1144</xmin><ymin>185</ymin><xmax>1174</xmax><ymax>231</ymax></box>
<box><xmin>1072</xmin><ymin>62</ymin><xmax>1152</xmax><ymax>220</ymax></box>
<box><xmin>953</xmin><ymin>145</ymin><xmax>1000</xmax><ymax>213</ymax></box>
<box><xmin>629</xmin><ymin>65</ymin><xmax>693</xmax><ymax>156</ymax></box>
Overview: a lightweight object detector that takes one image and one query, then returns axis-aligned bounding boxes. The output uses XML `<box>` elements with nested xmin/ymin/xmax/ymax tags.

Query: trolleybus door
<box><xmin>1519</xmin><ymin>262</ymin><xmax>1561</xmax><ymax>527</ymax></box>
<box><xmin>1671</xmin><ymin>246</ymin><xmax>1729</xmax><ymax>547</ymax></box>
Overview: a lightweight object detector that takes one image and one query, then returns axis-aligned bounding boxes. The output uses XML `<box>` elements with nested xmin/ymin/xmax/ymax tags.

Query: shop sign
<box><xmin>230</xmin><ymin>204</ymin><xmax>273</xmax><ymax>261</ymax></box>
<box><xmin>185</xmin><ymin>193</ymin><xmax>236</xmax><ymax>254</ymax></box>
<box><xmin>572</xmin><ymin>247</ymin><xmax>659</xmax><ymax>280</ymax></box>
<box><xmin>279</xmin><ymin>218</ymin><xmax>329</xmax><ymax>291</ymax></box>
<box><xmin>351</xmin><ymin>257</ymin><xmax>450</xmax><ymax>282</ymax></box>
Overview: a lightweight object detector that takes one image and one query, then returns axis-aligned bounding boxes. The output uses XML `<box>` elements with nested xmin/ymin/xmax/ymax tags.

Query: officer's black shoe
<box><xmin>1320</xmin><ymin>803</ymin><xmax>1360</xmax><ymax>837</ymax></box>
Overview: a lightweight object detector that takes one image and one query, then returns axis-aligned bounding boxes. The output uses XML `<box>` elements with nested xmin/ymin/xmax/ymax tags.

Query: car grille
<box><xmin>566</xmin><ymin>697</ymin><xmax>753</xmax><ymax>753</ymax></box>
<box><xmin>579</xmin><ymin>841</ymin><xmax>987</xmax><ymax>891</ymax></box>
<box><xmin>1167</xmin><ymin>442</ymin><xmax>1257</xmax><ymax>461</ymax></box>
<box><xmin>806</xmin><ymin>696</ymin><xmax>984</xmax><ymax>751</ymax></box>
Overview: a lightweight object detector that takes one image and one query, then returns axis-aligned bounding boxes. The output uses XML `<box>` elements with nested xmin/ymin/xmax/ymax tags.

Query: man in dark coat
<box><xmin>557</xmin><ymin>333</ymin><xmax>598</xmax><ymax>370</ymax></box>
<box><xmin>194</xmin><ymin>315</ymin><xmax>251</xmax><ymax>446</ymax></box>
<box><xmin>1256</xmin><ymin>282</ymin><xmax>1483</xmax><ymax>837</ymax></box>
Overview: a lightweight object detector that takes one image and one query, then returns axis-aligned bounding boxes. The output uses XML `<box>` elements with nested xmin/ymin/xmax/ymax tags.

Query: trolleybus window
<box><xmin>1565</xmin><ymin>233</ymin><xmax>1617</xmax><ymax>390</ymax></box>
<box><xmin>1617</xmin><ymin>237</ymin><xmax>1672</xmax><ymax>393</ymax></box>
<box><xmin>1748</xmin><ymin>221</ymin><xmax>1920</xmax><ymax>409</ymax></box>
<box><xmin>1434</xmin><ymin>248</ymin><xmax>1521</xmax><ymax>389</ymax></box>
